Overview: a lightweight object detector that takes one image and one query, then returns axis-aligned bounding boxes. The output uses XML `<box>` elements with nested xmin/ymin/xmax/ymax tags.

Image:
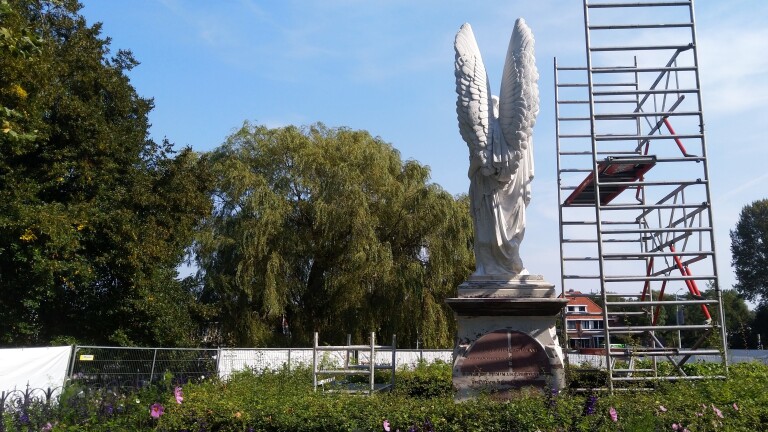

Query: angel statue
<box><xmin>454</xmin><ymin>18</ymin><xmax>539</xmax><ymax>276</ymax></box>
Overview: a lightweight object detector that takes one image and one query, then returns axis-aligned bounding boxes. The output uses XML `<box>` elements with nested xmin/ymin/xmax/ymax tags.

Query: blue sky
<box><xmin>80</xmin><ymin>1</ymin><xmax>767</xmax><ymax>296</ymax></box>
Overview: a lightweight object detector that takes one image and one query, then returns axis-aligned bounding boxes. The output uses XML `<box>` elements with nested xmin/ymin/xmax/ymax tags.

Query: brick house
<box><xmin>563</xmin><ymin>290</ymin><xmax>614</xmax><ymax>351</ymax></box>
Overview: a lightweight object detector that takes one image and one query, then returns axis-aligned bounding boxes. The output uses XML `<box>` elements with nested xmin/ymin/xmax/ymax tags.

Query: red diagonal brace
<box><xmin>653</xmin><ymin>280</ymin><xmax>668</xmax><ymax>326</ymax></box>
<box><xmin>669</xmin><ymin>245</ymin><xmax>711</xmax><ymax>320</ymax></box>
<box><xmin>663</xmin><ymin>118</ymin><xmax>690</xmax><ymax>156</ymax></box>
<box><xmin>641</xmin><ymin>257</ymin><xmax>654</xmax><ymax>302</ymax></box>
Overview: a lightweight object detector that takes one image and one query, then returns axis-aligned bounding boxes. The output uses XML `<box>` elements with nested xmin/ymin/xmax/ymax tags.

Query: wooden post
<box><xmin>369</xmin><ymin>332</ymin><xmax>375</xmax><ymax>394</ymax></box>
<box><xmin>391</xmin><ymin>334</ymin><xmax>396</xmax><ymax>389</ymax></box>
<box><xmin>345</xmin><ymin>334</ymin><xmax>351</xmax><ymax>369</ymax></box>
<box><xmin>312</xmin><ymin>332</ymin><xmax>318</xmax><ymax>391</ymax></box>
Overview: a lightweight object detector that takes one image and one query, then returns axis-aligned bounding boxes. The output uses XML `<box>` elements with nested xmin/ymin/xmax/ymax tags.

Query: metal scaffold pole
<box><xmin>555</xmin><ymin>0</ymin><xmax>727</xmax><ymax>392</ymax></box>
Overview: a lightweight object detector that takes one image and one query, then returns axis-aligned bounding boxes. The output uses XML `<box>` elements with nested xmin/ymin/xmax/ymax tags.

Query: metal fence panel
<box><xmin>64</xmin><ymin>346</ymin><xmax>768</xmax><ymax>389</ymax></box>
<box><xmin>218</xmin><ymin>349</ymin><xmax>321</xmax><ymax>379</ymax></box>
<box><xmin>219</xmin><ymin>349</ymin><xmax>283</xmax><ymax>379</ymax></box>
<box><xmin>216</xmin><ymin>349</ymin><xmax>453</xmax><ymax>378</ymax></box>
<box><xmin>151</xmin><ymin>348</ymin><xmax>218</xmax><ymax>381</ymax></box>
<box><xmin>399</xmin><ymin>350</ymin><xmax>454</xmax><ymax>368</ymax></box>
<box><xmin>69</xmin><ymin>346</ymin><xmax>217</xmax><ymax>389</ymax></box>
<box><xmin>729</xmin><ymin>349</ymin><xmax>768</xmax><ymax>365</ymax></box>
<box><xmin>568</xmin><ymin>354</ymin><xmax>608</xmax><ymax>369</ymax></box>
<box><xmin>289</xmin><ymin>349</ymin><xmax>314</xmax><ymax>368</ymax></box>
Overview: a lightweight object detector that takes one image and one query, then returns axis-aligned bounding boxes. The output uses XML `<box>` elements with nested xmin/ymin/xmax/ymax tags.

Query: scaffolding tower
<box><xmin>555</xmin><ymin>0</ymin><xmax>728</xmax><ymax>390</ymax></box>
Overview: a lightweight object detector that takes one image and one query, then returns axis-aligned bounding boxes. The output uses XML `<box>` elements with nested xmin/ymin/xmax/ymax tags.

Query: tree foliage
<box><xmin>0</xmin><ymin>0</ymin><xmax>40</xmax><ymax>142</ymax></box>
<box><xmin>196</xmin><ymin>123</ymin><xmax>474</xmax><ymax>347</ymax></box>
<box><xmin>677</xmin><ymin>288</ymin><xmax>753</xmax><ymax>349</ymax></box>
<box><xmin>597</xmin><ymin>287</ymin><xmax>753</xmax><ymax>348</ymax></box>
<box><xmin>0</xmin><ymin>0</ymin><xmax>211</xmax><ymax>346</ymax></box>
<box><xmin>731</xmin><ymin>199</ymin><xmax>768</xmax><ymax>306</ymax></box>
<box><xmin>750</xmin><ymin>303</ymin><xmax>768</xmax><ymax>349</ymax></box>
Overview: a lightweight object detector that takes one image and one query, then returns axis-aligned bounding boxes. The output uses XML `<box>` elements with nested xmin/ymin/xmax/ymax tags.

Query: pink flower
<box><xmin>672</xmin><ymin>424</ymin><xmax>680</xmax><ymax>431</ymax></box>
<box><xmin>383</xmin><ymin>419</ymin><xmax>391</xmax><ymax>432</ymax></box>
<box><xmin>712</xmin><ymin>404</ymin><xmax>723</xmax><ymax>418</ymax></box>
<box><xmin>42</xmin><ymin>423</ymin><xmax>53</xmax><ymax>432</ymax></box>
<box><xmin>732</xmin><ymin>402</ymin><xmax>739</xmax><ymax>411</ymax></box>
<box><xmin>609</xmin><ymin>406</ymin><xmax>618</xmax><ymax>422</ymax></box>
<box><xmin>150</xmin><ymin>403</ymin><xmax>165</xmax><ymax>418</ymax></box>
<box><xmin>659</xmin><ymin>405</ymin><xmax>668</xmax><ymax>412</ymax></box>
<box><xmin>174</xmin><ymin>386</ymin><xmax>184</xmax><ymax>404</ymax></box>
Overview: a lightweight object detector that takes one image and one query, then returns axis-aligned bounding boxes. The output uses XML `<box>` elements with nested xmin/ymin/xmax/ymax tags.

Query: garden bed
<box><xmin>3</xmin><ymin>361</ymin><xmax>767</xmax><ymax>431</ymax></box>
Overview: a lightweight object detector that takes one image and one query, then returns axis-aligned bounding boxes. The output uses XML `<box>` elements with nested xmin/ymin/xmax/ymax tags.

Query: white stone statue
<box><xmin>454</xmin><ymin>19</ymin><xmax>539</xmax><ymax>277</ymax></box>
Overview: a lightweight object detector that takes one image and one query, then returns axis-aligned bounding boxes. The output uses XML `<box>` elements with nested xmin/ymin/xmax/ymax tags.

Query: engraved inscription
<box><xmin>457</xmin><ymin>329</ymin><xmax>551</xmax><ymax>389</ymax></box>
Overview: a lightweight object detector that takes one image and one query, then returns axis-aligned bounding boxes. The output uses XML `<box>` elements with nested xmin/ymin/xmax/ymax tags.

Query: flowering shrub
<box><xmin>1</xmin><ymin>362</ymin><xmax>767</xmax><ymax>431</ymax></box>
<box><xmin>149</xmin><ymin>402</ymin><xmax>164</xmax><ymax>418</ymax></box>
<box><xmin>174</xmin><ymin>386</ymin><xmax>184</xmax><ymax>404</ymax></box>
<box><xmin>608</xmin><ymin>406</ymin><xmax>617</xmax><ymax>422</ymax></box>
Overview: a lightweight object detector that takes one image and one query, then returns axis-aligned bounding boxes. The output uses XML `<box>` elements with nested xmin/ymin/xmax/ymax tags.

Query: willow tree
<box><xmin>196</xmin><ymin>123</ymin><xmax>474</xmax><ymax>347</ymax></box>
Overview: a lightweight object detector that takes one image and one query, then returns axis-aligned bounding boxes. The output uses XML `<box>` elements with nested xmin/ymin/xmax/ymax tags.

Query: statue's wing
<box><xmin>498</xmin><ymin>18</ymin><xmax>539</xmax><ymax>181</ymax></box>
<box><xmin>455</xmin><ymin>23</ymin><xmax>493</xmax><ymax>175</ymax></box>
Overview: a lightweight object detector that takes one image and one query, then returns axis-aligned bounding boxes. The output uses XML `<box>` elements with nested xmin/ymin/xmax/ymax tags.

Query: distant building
<box><xmin>562</xmin><ymin>290</ymin><xmax>617</xmax><ymax>351</ymax></box>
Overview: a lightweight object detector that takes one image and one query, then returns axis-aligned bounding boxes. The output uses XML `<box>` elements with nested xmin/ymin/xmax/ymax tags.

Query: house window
<box><xmin>567</xmin><ymin>320</ymin><xmax>577</xmax><ymax>330</ymax></box>
<box><xmin>570</xmin><ymin>338</ymin><xmax>591</xmax><ymax>349</ymax></box>
<box><xmin>592</xmin><ymin>320</ymin><xmax>604</xmax><ymax>329</ymax></box>
<box><xmin>593</xmin><ymin>336</ymin><xmax>605</xmax><ymax>348</ymax></box>
<box><xmin>567</xmin><ymin>305</ymin><xmax>587</xmax><ymax>313</ymax></box>
<box><xmin>582</xmin><ymin>320</ymin><xmax>591</xmax><ymax>330</ymax></box>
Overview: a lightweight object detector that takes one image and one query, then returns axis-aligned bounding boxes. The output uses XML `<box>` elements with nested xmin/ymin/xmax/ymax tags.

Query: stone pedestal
<box><xmin>446</xmin><ymin>274</ymin><xmax>567</xmax><ymax>400</ymax></box>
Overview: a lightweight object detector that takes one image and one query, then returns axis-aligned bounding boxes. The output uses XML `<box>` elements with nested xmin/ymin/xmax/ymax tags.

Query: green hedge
<box><xmin>4</xmin><ymin>362</ymin><xmax>768</xmax><ymax>431</ymax></box>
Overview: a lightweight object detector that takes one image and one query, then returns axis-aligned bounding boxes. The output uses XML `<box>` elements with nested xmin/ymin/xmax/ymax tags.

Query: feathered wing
<box><xmin>498</xmin><ymin>18</ymin><xmax>539</xmax><ymax>183</ymax></box>
<box><xmin>454</xmin><ymin>23</ymin><xmax>493</xmax><ymax>176</ymax></box>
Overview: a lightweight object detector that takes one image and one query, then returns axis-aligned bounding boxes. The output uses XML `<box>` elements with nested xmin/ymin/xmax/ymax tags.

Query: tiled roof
<box><xmin>563</xmin><ymin>291</ymin><xmax>603</xmax><ymax>314</ymax></box>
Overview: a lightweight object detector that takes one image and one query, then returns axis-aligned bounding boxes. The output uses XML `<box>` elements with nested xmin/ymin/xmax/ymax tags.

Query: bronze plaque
<box><xmin>456</xmin><ymin>329</ymin><xmax>551</xmax><ymax>391</ymax></box>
